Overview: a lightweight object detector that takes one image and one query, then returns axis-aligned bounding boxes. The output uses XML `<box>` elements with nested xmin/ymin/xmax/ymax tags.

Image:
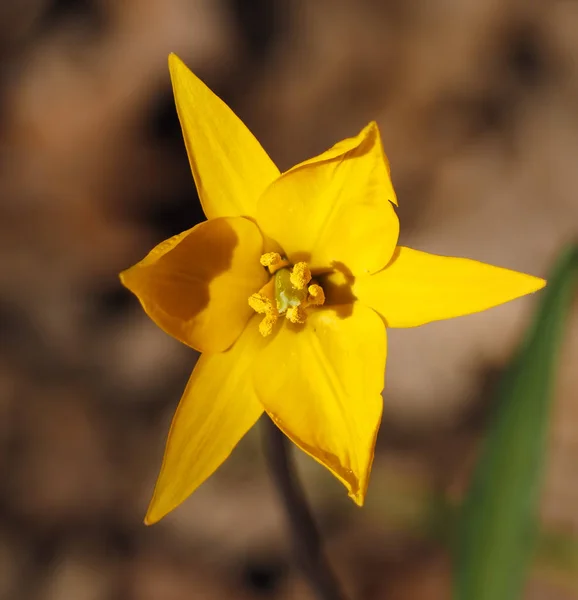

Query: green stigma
<box><xmin>274</xmin><ymin>268</ymin><xmax>307</xmax><ymax>314</ymax></box>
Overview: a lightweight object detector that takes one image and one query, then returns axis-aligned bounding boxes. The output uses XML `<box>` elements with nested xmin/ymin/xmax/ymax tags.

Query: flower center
<box><xmin>248</xmin><ymin>253</ymin><xmax>325</xmax><ymax>336</ymax></box>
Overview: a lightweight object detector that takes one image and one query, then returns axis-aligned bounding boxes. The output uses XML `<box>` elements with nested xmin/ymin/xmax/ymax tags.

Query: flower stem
<box><xmin>262</xmin><ymin>417</ymin><xmax>349</xmax><ymax>600</ymax></box>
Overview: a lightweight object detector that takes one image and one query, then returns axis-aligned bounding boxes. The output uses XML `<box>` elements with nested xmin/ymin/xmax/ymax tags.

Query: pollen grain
<box><xmin>258</xmin><ymin>313</ymin><xmax>278</xmax><ymax>336</ymax></box>
<box><xmin>307</xmin><ymin>284</ymin><xmax>325</xmax><ymax>306</ymax></box>
<box><xmin>289</xmin><ymin>262</ymin><xmax>312</xmax><ymax>290</ymax></box>
<box><xmin>260</xmin><ymin>252</ymin><xmax>289</xmax><ymax>274</ymax></box>
<box><xmin>286</xmin><ymin>305</ymin><xmax>307</xmax><ymax>324</ymax></box>
<box><xmin>248</xmin><ymin>292</ymin><xmax>272</xmax><ymax>314</ymax></box>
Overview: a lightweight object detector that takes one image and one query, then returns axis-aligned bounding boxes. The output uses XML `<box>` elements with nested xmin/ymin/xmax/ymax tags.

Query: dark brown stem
<box><xmin>262</xmin><ymin>417</ymin><xmax>349</xmax><ymax>600</ymax></box>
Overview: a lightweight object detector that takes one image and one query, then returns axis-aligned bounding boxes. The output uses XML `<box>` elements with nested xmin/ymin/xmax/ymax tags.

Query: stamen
<box><xmin>286</xmin><ymin>305</ymin><xmax>307</xmax><ymax>324</ymax></box>
<box><xmin>250</xmin><ymin>261</ymin><xmax>325</xmax><ymax>336</ymax></box>
<box><xmin>259</xmin><ymin>313</ymin><xmax>278</xmax><ymax>337</ymax></box>
<box><xmin>248</xmin><ymin>279</ymin><xmax>279</xmax><ymax>337</ymax></box>
<box><xmin>289</xmin><ymin>262</ymin><xmax>311</xmax><ymax>290</ymax></box>
<box><xmin>260</xmin><ymin>252</ymin><xmax>289</xmax><ymax>274</ymax></box>
<box><xmin>307</xmin><ymin>284</ymin><xmax>325</xmax><ymax>306</ymax></box>
<box><xmin>248</xmin><ymin>292</ymin><xmax>272</xmax><ymax>314</ymax></box>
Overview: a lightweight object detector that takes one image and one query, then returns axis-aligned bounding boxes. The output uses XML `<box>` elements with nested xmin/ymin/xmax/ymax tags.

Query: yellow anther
<box><xmin>248</xmin><ymin>292</ymin><xmax>272</xmax><ymax>314</ymax></box>
<box><xmin>250</xmin><ymin>261</ymin><xmax>324</xmax><ymax>335</ymax></box>
<box><xmin>286</xmin><ymin>305</ymin><xmax>307</xmax><ymax>324</ymax></box>
<box><xmin>259</xmin><ymin>313</ymin><xmax>278</xmax><ymax>337</ymax></box>
<box><xmin>289</xmin><ymin>262</ymin><xmax>312</xmax><ymax>290</ymax></box>
<box><xmin>260</xmin><ymin>252</ymin><xmax>281</xmax><ymax>267</ymax></box>
<box><xmin>249</xmin><ymin>279</ymin><xmax>279</xmax><ymax>336</ymax></box>
<box><xmin>307</xmin><ymin>284</ymin><xmax>325</xmax><ymax>306</ymax></box>
<box><xmin>260</xmin><ymin>252</ymin><xmax>289</xmax><ymax>274</ymax></box>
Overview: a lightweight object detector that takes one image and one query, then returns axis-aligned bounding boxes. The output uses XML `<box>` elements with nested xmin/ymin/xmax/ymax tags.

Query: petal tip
<box><xmin>362</xmin><ymin>120</ymin><xmax>399</xmax><ymax>207</ymax></box>
<box><xmin>144</xmin><ymin>500</ymin><xmax>164</xmax><ymax>526</ymax></box>
<box><xmin>350</xmin><ymin>490</ymin><xmax>366</xmax><ymax>507</ymax></box>
<box><xmin>118</xmin><ymin>266</ymin><xmax>139</xmax><ymax>293</ymax></box>
<box><xmin>366</xmin><ymin>120</ymin><xmax>380</xmax><ymax>134</ymax></box>
<box><xmin>168</xmin><ymin>52</ymin><xmax>183</xmax><ymax>69</ymax></box>
<box><xmin>518</xmin><ymin>274</ymin><xmax>547</xmax><ymax>298</ymax></box>
<box><xmin>168</xmin><ymin>53</ymin><xmax>191</xmax><ymax>82</ymax></box>
<box><xmin>341</xmin><ymin>466</ymin><xmax>370</xmax><ymax>508</ymax></box>
<box><xmin>358</xmin><ymin>120</ymin><xmax>379</xmax><ymax>144</ymax></box>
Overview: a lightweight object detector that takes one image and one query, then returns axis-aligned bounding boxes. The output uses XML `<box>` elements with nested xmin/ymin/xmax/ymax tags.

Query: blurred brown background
<box><xmin>0</xmin><ymin>0</ymin><xmax>577</xmax><ymax>598</ymax></box>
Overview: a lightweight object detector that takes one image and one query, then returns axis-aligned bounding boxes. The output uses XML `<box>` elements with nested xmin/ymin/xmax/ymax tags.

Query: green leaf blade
<box><xmin>454</xmin><ymin>245</ymin><xmax>578</xmax><ymax>600</ymax></box>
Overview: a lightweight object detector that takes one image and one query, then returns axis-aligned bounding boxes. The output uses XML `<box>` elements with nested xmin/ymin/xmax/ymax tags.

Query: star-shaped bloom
<box><xmin>120</xmin><ymin>54</ymin><xmax>546</xmax><ymax>524</ymax></box>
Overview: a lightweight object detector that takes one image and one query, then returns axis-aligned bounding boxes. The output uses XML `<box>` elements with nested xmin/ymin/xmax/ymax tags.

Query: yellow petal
<box><xmin>254</xmin><ymin>304</ymin><xmax>386</xmax><ymax>505</ymax></box>
<box><xmin>120</xmin><ymin>216</ymin><xmax>268</xmax><ymax>353</ymax></box>
<box><xmin>256</xmin><ymin>121</ymin><xmax>399</xmax><ymax>275</ymax></box>
<box><xmin>145</xmin><ymin>316</ymin><xmax>266</xmax><ymax>524</ymax></box>
<box><xmin>169</xmin><ymin>53</ymin><xmax>280</xmax><ymax>219</ymax></box>
<box><xmin>352</xmin><ymin>246</ymin><xmax>547</xmax><ymax>327</ymax></box>
<box><xmin>291</xmin><ymin>126</ymin><xmax>398</xmax><ymax>207</ymax></box>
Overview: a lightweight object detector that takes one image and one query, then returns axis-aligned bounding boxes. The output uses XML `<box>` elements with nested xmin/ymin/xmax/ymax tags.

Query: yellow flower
<box><xmin>120</xmin><ymin>54</ymin><xmax>546</xmax><ymax>525</ymax></box>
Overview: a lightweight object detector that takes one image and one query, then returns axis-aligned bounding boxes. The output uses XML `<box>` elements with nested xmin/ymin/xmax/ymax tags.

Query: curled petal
<box><xmin>120</xmin><ymin>217</ymin><xmax>268</xmax><ymax>353</ymax></box>
<box><xmin>256</xmin><ymin>122</ymin><xmax>399</xmax><ymax>276</ymax></box>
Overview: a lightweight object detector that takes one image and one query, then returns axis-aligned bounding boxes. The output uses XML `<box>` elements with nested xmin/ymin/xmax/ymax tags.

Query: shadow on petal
<box><xmin>121</xmin><ymin>217</ymin><xmax>267</xmax><ymax>352</ymax></box>
<box><xmin>145</xmin><ymin>220</ymin><xmax>239</xmax><ymax>322</ymax></box>
<box><xmin>320</xmin><ymin>262</ymin><xmax>356</xmax><ymax>319</ymax></box>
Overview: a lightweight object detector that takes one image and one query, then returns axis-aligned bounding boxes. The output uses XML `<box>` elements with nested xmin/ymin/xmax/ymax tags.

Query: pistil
<box><xmin>248</xmin><ymin>255</ymin><xmax>326</xmax><ymax>336</ymax></box>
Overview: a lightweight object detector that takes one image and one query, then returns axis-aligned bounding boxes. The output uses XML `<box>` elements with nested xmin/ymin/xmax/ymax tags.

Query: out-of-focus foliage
<box><xmin>455</xmin><ymin>246</ymin><xmax>578</xmax><ymax>600</ymax></box>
